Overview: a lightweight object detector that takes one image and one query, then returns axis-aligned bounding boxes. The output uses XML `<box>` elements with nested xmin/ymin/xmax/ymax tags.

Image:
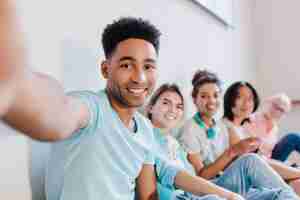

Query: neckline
<box><xmin>101</xmin><ymin>90</ymin><xmax>139</xmax><ymax>135</ymax></box>
<box><xmin>153</xmin><ymin>128</ymin><xmax>167</xmax><ymax>143</ymax></box>
<box><xmin>193</xmin><ymin>113</ymin><xmax>217</xmax><ymax>139</ymax></box>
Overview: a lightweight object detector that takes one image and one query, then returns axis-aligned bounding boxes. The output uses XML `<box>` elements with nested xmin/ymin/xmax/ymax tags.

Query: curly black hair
<box><xmin>191</xmin><ymin>69</ymin><xmax>222</xmax><ymax>99</ymax></box>
<box><xmin>101</xmin><ymin>17</ymin><xmax>161</xmax><ymax>58</ymax></box>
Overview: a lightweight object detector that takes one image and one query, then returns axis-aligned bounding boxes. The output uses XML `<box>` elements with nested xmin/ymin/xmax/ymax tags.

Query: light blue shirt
<box><xmin>153</xmin><ymin>128</ymin><xmax>195</xmax><ymax>200</ymax></box>
<box><xmin>45</xmin><ymin>90</ymin><xmax>179</xmax><ymax>200</ymax></box>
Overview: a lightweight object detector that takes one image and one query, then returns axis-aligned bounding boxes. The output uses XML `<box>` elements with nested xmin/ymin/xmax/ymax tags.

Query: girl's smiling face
<box><xmin>149</xmin><ymin>91</ymin><xmax>184</xmax><ymax>130</ymax></box>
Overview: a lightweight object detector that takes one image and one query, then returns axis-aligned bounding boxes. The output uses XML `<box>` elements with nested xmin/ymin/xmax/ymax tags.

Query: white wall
<box><xmin>0</xmin><ymin>0</ymin><xmax>257</xmax><ymax>199</ymax></box>
<box><xmin>254</xmin><ymin>0</ymin><xmax>300</xmax><ymax>134</ymax></box>
<box><xmin>62</xmin><ymin>0</ymin><xmax>257</xmax><ymax>117</ymax></box>
<box><xmin>0</xmin><ymin>1</ymin><xmax>63</xmax><ymax>199</ymax></box>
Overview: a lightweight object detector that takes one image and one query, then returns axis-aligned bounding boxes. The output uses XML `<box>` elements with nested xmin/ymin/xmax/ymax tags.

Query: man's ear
<box><xmin>100</xmin><ymin>60</ymin><xmax>109</xmax><ymax>79</ymax></box>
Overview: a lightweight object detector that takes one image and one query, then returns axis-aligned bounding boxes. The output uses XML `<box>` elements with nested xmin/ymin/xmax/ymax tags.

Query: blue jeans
<box><xmin>272</xmin><ymin>133</ymin><xmax>300</xmax><ymax>162</ymax></box>
<box><xmin>174</xmin><ymin>193</ymin><xmax>226</xmax><ymax>200</ymax></box>
<box><xmin>212</xmin><ymin>153</ymin><xmax>299</xmax><ymax>199</ymax></box>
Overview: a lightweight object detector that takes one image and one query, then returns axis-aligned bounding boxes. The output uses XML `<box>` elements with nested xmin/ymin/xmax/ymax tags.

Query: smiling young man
<box><xmin>0</xmin><ymin>2</ymin><xmax>252</xmax><ymax>200</ymax></box>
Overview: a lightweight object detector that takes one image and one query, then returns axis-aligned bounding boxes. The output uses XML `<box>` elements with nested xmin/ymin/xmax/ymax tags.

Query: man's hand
<box><xmin>229</xmin><ymin>137</ymin><xmax>261</xmax><ymax>157</ymax></box>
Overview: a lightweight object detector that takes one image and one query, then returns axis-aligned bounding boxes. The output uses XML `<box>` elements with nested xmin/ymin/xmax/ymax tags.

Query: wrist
<box><xmin>225</xmin><ymin>191</ymin><xmax>238</xmax><ymax>200</ymax></box>
<box><xmin>227</xmin><ymin>191</ymin><xmax>244</xmax><ymax>200</ymax></box>
<box><xmin>227</xmin><ymin>146</ymin><xmax>238</xmax><ymax>159</ymax></box>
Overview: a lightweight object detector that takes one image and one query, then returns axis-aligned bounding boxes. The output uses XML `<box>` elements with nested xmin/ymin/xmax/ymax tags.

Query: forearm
<box><xmin>175</xmin><ymin>171</ymin><xmax>236</xmax><ymax>199</ymax></box>
<box><xmin>0</xmin><ymin>0</ymin><xmax>22</xmax><ymax>116</ymax></box>
<box><xmin>136</xmin><ymin>164</ymin><xmax>159</xmax><ymax>200</ymax></box>
<box><xmin>267</xmin><ymin>158</ymin><xmax>300</xmax><ymax>180</ymax></box>
<box><xmin>3</xmin><ymin>70</ymin><xmax>85</xmax><ymax>141</ymax></box>
<box><xmin>199</xmin><ymin>149</ymin><xmax>236</xmax><ymax>179</ymax></box>
<box><xmin>0</xmin><ymin>2</ymin><xmax>85</xmax><ymax>140</ymax></box>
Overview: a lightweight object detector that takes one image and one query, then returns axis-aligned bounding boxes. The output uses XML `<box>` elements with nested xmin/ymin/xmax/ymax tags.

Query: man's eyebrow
<box><xmin>118</xmin><ymin>56</ymin><xmax>136</xmax><ymax>62</ymax></box>
<box><xmin>118</xmin><ymin>57</ymin><xmax>156</xmax><ymax>64</ymax></box>
<box><xmin>144</xmin><ymin>58</ymin><xmax>156</xmax><ymax>63</ymax></box>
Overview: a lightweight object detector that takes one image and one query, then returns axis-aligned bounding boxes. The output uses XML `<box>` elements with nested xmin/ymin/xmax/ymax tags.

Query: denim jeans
<box><xmin>212</xmin><ymin>153</ymin><xmax>299</xmax><ymax>199</ymax></box>
<box><xmin>174</xmin><ymin>193</ymin><xmax>226</xmax><ymax>200</ymax></box>
<box><xmin>272</xmin><ymin>133</ymin><xmax>300</xmax><ymax>162</ymax></box>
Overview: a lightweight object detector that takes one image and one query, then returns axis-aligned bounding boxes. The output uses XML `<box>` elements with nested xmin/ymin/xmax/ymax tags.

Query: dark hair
<box><xmin>223</xmin><ymin>81</ymin><xmax>260</xmax><ymax>121</ymax></box>
<box><xmin>147</xmin><ymin>83</ymin><xmax>184</xmax><ymax>120</ymax></box>
<box><xmin>102</xmin><ymin>17</ymin><xmax>161</xmax><ymax>58</ymax></box>
<box><xmin>191</xmin><ymin>69</ymin><xmax>222</xmax><ymax>99</ymax></box>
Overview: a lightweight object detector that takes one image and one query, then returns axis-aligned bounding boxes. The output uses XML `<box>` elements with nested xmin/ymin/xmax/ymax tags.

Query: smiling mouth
<box><xmin>127</xmin><ymin>88</ymin><xmax>147</xmax><ymax>96</ymax></box>
<box><xmin>165</xmin><ymin>114</ymin><xmax>177</xmax><ymax>120</ymax></box>
<box><xmin>207</xmin><ymin>105</ymin><xmax>216</xmax><ymax>110</ymax></box>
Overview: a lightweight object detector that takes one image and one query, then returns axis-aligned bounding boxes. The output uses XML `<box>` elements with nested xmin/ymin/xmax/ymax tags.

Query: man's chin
<box><xmin>123</xmin><ymin>99</ymin><xmax>145</xmax><ymax>108</ymax></box>
<box><xmin>124</xmin><ymin>96</ymin><xmax>147</xmax><ymax>107</ymax></box>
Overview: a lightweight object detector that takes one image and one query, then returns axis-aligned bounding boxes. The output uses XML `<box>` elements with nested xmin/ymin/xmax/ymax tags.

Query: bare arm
<box><xmin>227</xmin><ymin>120</ymin><xmax>300</xmax><ymax>181</ymax></box>
<box><xmin>266</xmin><ymin>158</ymin><xmax>300</xmax><ymax>181</ymax></box>
<box><xmin>0</xmin><ymin>2</ymin><xmax>90</xmax><ymax>141</ymax></box>
<box><xmin>3</xmin><ymin>71</ymin><xmax>90</xmax><ymax>141</ymax></box>
<box><xmin>192</xmin><ymin>129</ymin><xmax>260</xmax><ymax>180</ymax></box>
<box><xmin>174</xmin><ymin>171</ymin><xmax>244</xmax><ymax>200</ymax></box>
<box><xmin>136</xmin><ymin>164</ymin><xmax>158</xmax><ymax>200</ymax></box>
<box><xmin>188</xmin><ymin>150</ymin><xmax>235</xmax><ymax>180</ymax></box>
<box><xmin>0</xmin><ymin>0</ymin><xmax>21</xmax><ymax>116</ymax></box>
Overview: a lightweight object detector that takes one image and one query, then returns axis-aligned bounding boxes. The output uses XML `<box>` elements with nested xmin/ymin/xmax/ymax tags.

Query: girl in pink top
<box><xmin>242</xmin><ymin>93</ymin><xmax>291</xmax><ymax>157</ymax></box>
<box><xmin>223</xmin><ymin>81</ymin><xmax>300</xmax><ymax>196</ymax></box>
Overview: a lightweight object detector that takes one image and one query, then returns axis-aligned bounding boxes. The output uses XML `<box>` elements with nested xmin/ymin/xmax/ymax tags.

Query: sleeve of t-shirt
<box><xmin>155</xmin><ymin>157</ymin><xmax>183</xmax><ymax>189</ymax></box>
<box><xmin>144</xmin><ymin>151</ymin><xmax>155</xmax><ymax>165</ymax></box>
<box><xmin>66</xmin><ymin>90</ymin><xmax>101</xmax><ymax>138</ymax></box>
<box><xmin>179</xmin><ymin>120</ymin><xmax>202</xmax><ymax>154</ymax></box>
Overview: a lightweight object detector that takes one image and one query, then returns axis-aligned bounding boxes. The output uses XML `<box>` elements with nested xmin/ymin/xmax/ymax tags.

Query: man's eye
<box><xmin>144</xmin><ymin>64</ymin><xmax>156</xmax><ymax>70</ymax></box>
<box><xmin>120</xmin><ymin>63</ymin><xmax>131</xmax><ymax>69</ymax></box>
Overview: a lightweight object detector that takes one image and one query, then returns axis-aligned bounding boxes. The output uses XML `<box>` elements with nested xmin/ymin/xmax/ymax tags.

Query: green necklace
<box><xmin>193</xmin><ymin>112</ymin><xmax>217</xmax><ymax>139</ymax></box>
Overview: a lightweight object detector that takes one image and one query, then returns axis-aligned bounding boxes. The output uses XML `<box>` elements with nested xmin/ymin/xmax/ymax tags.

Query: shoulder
<box><xmin>135</xmin><ymin>112</ymin><xmax>155</xmax><ymax>137</ymax></box>
<box><xmin>215</xmin><ymin>119</ymin><xmax>230</xmax><ymax>139</ymax></box>
<box><xmin>180</xmin><ymin>117</ymin><xmax>205</xmax><ymax>143</ymax></box>
<box><xmin>67</xmin><ymin>90</ymin><xmax>101</xmax><ymax>99</ymax></box>
<box><xmin>66</xmin><ymin>90</ymin><xmax>103</xmax><ymax>112</ymax></box>
<box><xmin>182</xmin><ymin>118</ymin><xmax>199</xmax><ymax>134</ymax></box>
<box><xmin>135</xmin><ymin>111</ymin><xmax>153</xmax><ymax>128</ymax></box>
<box><xmin>67</xmin><ymin>90</ymin><xmax>106</xmax><ymax>131</ymax></box>
<box><xmin>217</xmin><ymin>119</ymin><xmax>229</xmax><ymax>131</ymax></box>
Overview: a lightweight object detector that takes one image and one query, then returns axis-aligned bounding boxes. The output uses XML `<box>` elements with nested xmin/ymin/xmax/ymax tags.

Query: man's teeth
<box><xmin>128</xmin><ymin>88</ymin><xmax>145</xmax><ymax>94</ymax></box>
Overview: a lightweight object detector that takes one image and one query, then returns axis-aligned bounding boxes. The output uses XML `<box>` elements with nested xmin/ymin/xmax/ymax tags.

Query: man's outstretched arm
<box><xmin>0</xmin><ymin>1</ymin><xmax>89</xmax><ymax>141</ymax></box>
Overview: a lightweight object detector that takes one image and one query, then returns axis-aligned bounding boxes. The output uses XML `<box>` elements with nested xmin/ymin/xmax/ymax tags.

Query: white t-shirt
<box><xmin>179</xmin><ymin>117</ymin><xmax>230</xmax><ymax>166</ymax></box>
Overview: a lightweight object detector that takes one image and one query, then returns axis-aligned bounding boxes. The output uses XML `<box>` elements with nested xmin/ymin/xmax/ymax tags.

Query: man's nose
<box><xmin>131</xmin><ymin>67</ymin><xmax>146</xmax><ymax>84</ymax></box>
